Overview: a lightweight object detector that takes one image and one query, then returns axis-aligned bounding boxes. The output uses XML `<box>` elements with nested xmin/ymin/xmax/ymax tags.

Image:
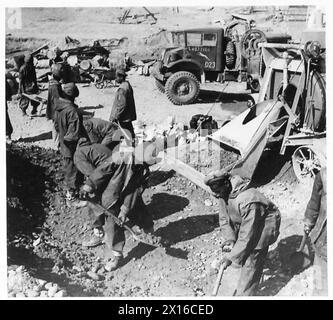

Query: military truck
<box><xmin>152</xmin><ymin>20</ymin><xmax>291</xmax><ymax>105</ymax></box>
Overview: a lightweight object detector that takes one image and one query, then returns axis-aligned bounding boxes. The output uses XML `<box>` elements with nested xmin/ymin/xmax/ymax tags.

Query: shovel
<box><xmin>212</xmin><ymin>261</ymin><xmax>228</xmax><ymax>296</ymax></box>
<box><xmin>289</xmin><ymin>231</ymin><xmax>312</xmax><ymax>272</ymax></box>
<box><xmin>87</xmin><ymin>201</ymin><xmax>164</xmax><ymax>248</ymax></box>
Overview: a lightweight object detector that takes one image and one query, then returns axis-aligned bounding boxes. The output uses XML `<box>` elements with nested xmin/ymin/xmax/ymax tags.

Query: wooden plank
<box><xmin>22</xmin><ymin>93</ymin><xmax>47</xmax><ymax>104</ymax></box>
<box><xmin>280</xmin><ymin>68</ymin><xmax>306</xmax><ymax>154</ymax></box>
<box><xmin>162</xmin><ymin>153</ymin><xmax>213</xmax><ymax>194</ymax></box>
<box><xmin>143</xmin><ymin>7</ymin><xmax>157</xmax><ymax>22</ymax></box>
<box><xmin>32</xmin><ymin>42</ymin><xmax>50</xmax><ymax>56</ymax></box>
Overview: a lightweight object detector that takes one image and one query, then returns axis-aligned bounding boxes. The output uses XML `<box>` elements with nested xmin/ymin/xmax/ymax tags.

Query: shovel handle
<box><xmin>212</xmin><ymin>262</ymin><xmax>227</xmax><ymax>296</ymax></box>
<box><xmin>297</xmin><ymin>232</ymin><xmax>308</xmax><ymax>252</ymax></box>
<box><xmin>114</xmin><ymin>121</ymin><xmax>132</xmax><ymax>141</ymax></box>
<box><xmin>88</xmin><ymin>201</ymin><xmax>161</xmax><ymax>248</ymax></box>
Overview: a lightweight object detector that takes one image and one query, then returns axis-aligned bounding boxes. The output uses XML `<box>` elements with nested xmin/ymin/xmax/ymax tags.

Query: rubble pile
<box><xmin>133</xmin><ymin>116</ymin><xmax>239</xmax><ymax>175</ymax></box>
<box><xmin>7</xmin><ymin>143</ymin><xmax>106</xmax><ymax>296</ymax></box>
<box><xmin>8</xmin><ymin>265</ymin><xmax>67</xmax><ymax>298</ymax></box>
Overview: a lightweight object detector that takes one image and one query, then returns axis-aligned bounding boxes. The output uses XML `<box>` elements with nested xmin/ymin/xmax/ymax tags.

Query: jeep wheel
<box><xmin>155</xmin><ymin>79</ymin><xmax>165</xmax><ymax>93</ymax></box>
<box><xmin>165</xmin><ymin>71</ymin><xmax>200</xmax><ymax>105</ymax></box>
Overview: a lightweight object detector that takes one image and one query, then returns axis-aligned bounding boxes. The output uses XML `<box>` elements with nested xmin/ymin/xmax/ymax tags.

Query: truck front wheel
<box><xmin>155</xmin><ymin>79</ymin><xmax>165</xmax><ymax>93</ymax></box>
<box><xmin>165</xmin><ymin>71</ymin><xmax>200</xmax><ymax>105</ymax></box>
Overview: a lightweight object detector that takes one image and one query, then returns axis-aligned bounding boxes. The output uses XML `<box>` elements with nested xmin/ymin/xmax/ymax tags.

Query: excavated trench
<box><xmin>7</xmin><ymin>143</ymin><xmax>104</xmax><ymax>296</ymax></box>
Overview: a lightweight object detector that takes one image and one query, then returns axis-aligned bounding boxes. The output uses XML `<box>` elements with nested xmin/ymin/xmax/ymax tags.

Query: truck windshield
<box><xmin>172</xmin><ymin>32</ymin><xmax>185</xmax><ymax>47</ymax></box>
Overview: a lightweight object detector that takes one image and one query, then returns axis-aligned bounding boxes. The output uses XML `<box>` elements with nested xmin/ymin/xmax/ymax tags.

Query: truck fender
<box><xmin>166</xmin><ymin>59</ymin><xmax>204</xmax><ymax>80</ymax></box>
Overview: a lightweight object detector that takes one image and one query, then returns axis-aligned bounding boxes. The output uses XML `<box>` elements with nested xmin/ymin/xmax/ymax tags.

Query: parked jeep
<box><xmin>151</xmin><ymin>20</ymin><xmax>291</xmax><ymax>105</ymax></box>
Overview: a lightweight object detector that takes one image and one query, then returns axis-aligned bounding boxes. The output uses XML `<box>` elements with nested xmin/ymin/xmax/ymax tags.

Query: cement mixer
<box><xmin>161</xmin><ymin>26</ymin><xmax>326</xmax><ymax>189</ymax></box>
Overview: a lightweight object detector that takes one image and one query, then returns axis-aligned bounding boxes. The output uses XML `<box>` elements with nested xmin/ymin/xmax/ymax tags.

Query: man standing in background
<box><xmin>18</xmin><ymin>52</ymin><xmax>39</xmax><ymax>116</ymax></box>
<box><xmin>46</xmin><ymin>63</ymin><xmax>64</xmax><ymax>147</ymax></box>
<box><xmin>109</xmin><ymin>68</ymin><xmax>137</xmax><ymax>140</ymax></box>
<box><xmin>54</xmin><ymin>82</ymin><xmax>90</xmax><ymax>201</ymax></box>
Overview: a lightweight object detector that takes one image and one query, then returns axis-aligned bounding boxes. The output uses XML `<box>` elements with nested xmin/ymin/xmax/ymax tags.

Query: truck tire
<box><xmin>225</xmin><ymin>41</ymin><xmax>236</xmax><ymax>70</ymax></box>
<box><xmin>165</xmin><ymin>71</ymin><xmax>200</xmax><ymax>105</ymax></box>
<box><xmin>155</xmin><ymin>79</ymin><xmax>165</xmax><ymax>93</ymax></box>
<box><xmin>304</xmin><ymin>70</ymin><xmax>325</xmax><ymax>131</ymax></box>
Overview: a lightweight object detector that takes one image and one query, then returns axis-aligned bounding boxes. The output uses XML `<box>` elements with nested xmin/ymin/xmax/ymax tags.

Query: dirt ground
<box><xmin>6</xmin><ymin>7</ymin><xmax>318</xmax><ymax>297</ymax></box>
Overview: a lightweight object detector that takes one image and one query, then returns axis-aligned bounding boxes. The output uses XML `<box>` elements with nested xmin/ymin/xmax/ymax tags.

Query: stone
<box><xmin>91</xmin><ymin>265</ymin><xmax>99</xmax><ymax>273</ymax></box>
<box><xmin>40</xmin><ymin>290</ymin><xmax>48</xmax><ymax>297</ymax></box>
<box><xmin>32</xmin><ymin>284</ymin><xmax>43</xmax><ymax>292</ymax></box>
<box><xmin>204</xmin><ymin>199</ymin><xmax>213</xmax><ymax>207</ymax></box>
<box><xmin>8</xmin><ymin>271</ymin><xmax>16</xmax><ymax>279</ymax></box>
<box><xmin>33</xmin><ymin>237</ymin><xmax>41</xmax><ymax>247</ymax></box>
<box><xmin>97</xmin><ymin>267</ymin><xmax>105</xmax><ymax>275</ymax></box>
<box><xmin>15</xmin><ymin>292</ymin><xmax>26</xmax><ymax>298</ymax></box>
<box><xmin>54</xmin><ymin>290</ymin><xmax>67</xmax><ymax>297</ymax></box>
<box><xmin>52</xmin><ymin>265</ymin><xmax>60</xmax><ymax>273</ymax></box>
<box><xmin>48</xmin><ymin>286</ymin><xmax>58</xmax><ymax>297</ymax></box>
<box><xmin>26</xmin><ymin>289</ymin><xmax>39</xmax><ymax>298</ymax></box>
<box><xmin>16</xmin><ymin>266</ymin><xmax>25</xmax><ymax>273</ymax></box>
<box><xmin>38</xmin><ymin>279</ymin><xmax>47</xmax><ymax>287</ymax></box>
<box><xmin>73</xmin><ymin>266</ymin><xmax>82</xmax><ymax>273</ymax></box>
<box><xmin>87</xmin><ymin>271</ymin><xmax>100</xmax><ymax>281</ymax></box>
<box><xmin>45</xmin><ymin>282</ymin><xmax>53</xmax><ymax>290</ymax></box>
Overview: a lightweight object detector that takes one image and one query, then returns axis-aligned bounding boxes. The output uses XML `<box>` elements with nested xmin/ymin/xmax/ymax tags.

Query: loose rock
<box><xmin>48</xmin><ymin>286</ymin><xmax>58</xmax><ymax>297</ymax></box>
<box><xmin>87</xmin><ymin>271</ymin><xmax>100</xmax><ymax>281</ymax></box>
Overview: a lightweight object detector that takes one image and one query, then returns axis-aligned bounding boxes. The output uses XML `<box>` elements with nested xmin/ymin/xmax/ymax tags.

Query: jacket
<box><xmin>54</xmin><ymin>97</ymin><xmax>90</xmax><ymax>157</ymax></box>
<box><xmin>46</xmin><ymin>79</ymin><xmax>62</xmax><ymax>120</ymax></box>
<box><xmin>6</xmin><ymin>80</ymin><xmax>12</xmax><ymax>102</ymax></box>
<box><xmin>74</xmin><ymin>144</ymin><xmax>113</xmax><ymax>177</ymax></box>
<box><xmin>18</xmin><ymin>63</ymin><xmax>38</xmax><ymax>94</ymax></box>
<box><xmin>220</xmin><ymin>188</ymin><xmax>281</xmax><ymax>265</ymax></box>
<box><xmin>83</xmin><ymin>118</ymin><xmax>118</xmax><ymax>144</ymax></box>
<box><xmin>109</xmin><ymin>81</ymin><xmax>137</xmax><ymax>122</ymax></box>
<box><xmin>86</xmin><ymin>151</ymin><xmax>149</xmax><ymax>216</ymax></box>
<box><xmin>304</xmin><ymin>167</ymin><xmax>327</xmax><ymax>260</ymax></box>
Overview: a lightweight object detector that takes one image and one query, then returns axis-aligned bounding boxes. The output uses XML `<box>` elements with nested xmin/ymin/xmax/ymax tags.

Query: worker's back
<box><xmin>228</xmin><ymin>188</ymin><xmax>281</xmax><ymax>249</ymax></box>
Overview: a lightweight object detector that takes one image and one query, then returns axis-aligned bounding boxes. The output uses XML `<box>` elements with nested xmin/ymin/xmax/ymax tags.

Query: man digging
<box><xmin>83</xmin><ymin>117</ymin><xmax>120</xmax><ymax>150</ymax></box>
<box><xmin>205</xmin><ymin>173</ymin><xmax>281</xmax><ymax>296</ymax></box>
<box><xmin>78</xmin><ymin>142</ymin><xmax>156</xmax><ymax>271</ymax></box>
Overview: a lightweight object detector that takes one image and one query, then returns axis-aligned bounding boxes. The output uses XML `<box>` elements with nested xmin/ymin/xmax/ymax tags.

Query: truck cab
<box><xmin>152</xmin><ymin>24</ymin><xmax>291</xmax><ymax>105</ymax></box>
<box><xmin>152</xmin><ymin>28</ymin><xmax>227</xmax><ymax>105</ymax></box>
